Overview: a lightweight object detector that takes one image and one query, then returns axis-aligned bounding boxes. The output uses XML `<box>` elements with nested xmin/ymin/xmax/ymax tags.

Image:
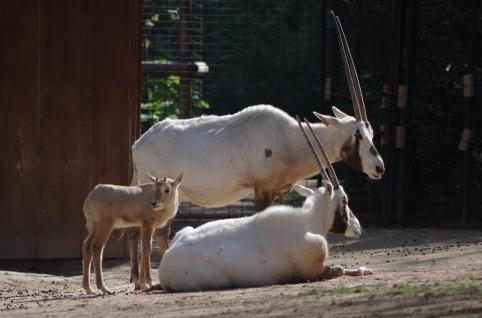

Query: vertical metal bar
<box><xmin>354</xmin><ymin>0</ymin><xmax>362</xmax><ymax>70</ymax></box>
<box><xmin>328</xmin><ymin>0</ymin><xmax>342</xmax><ymax>109</ymax></box>
<box><xmin>317</xmin><ymin>0</ymin><xmax>327</xmax><ymax>188</ymax></box>
<box><xmin>180</xmin><ymin>0</ymin><xmax>193</xmax><ymax>119</ymax></box>
<box><xmin>385</xmin><ymin>0</ymin><xmax>405</xmax><ymax>224</ymax></box>
<box><xmin>319</xmin><ymin>0</ymin><xmax>327</xmax><ymax>110</ymax></box>
<box><xmin>461</xmin><ymin>0</ymin><xmax>479</xmax><ymax>226</ymax></box>
<box><xmin>396</xmin><ymin>0</ymin><xmax>418</xmax><ymax>226</ymax></box>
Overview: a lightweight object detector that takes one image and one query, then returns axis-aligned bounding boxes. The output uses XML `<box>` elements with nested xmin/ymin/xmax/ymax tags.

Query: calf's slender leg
<box><xmin>82</xmin><ymin>229</ymin><xmax>96</xmax><ymax>295</ymax></box>
<box><xmin>128</xmin><ymin>227</ymin><xmax>141</xmax><ymax>289</ymax></box>
<box><xmin>92</xmin><ymin>223</ymin><xmax>114</xmax><ymax>294</ymax></box>
<box><xmin>139</xmin><ymin>225</ymin><xmax>155</xmax><ymax>291</ymax></box>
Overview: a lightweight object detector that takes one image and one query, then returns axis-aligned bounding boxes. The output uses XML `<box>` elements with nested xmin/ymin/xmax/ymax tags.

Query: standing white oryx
<box><xmin>158</xmin><ymin>116</ymin><xmax>370</xmax><ymax>292</ymax></box>
<box><xmin>127</xmin><ymin>11</ymin><xmax>384</xmax><ymax>289</ymax></box>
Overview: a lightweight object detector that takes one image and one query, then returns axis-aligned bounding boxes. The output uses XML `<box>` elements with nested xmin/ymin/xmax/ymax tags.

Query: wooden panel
<box><xmin>37</xmin><ymin>0</ymin><xmax>86</xmax><ymax>258</ymax></box>
<box><xmin>0</xmin><ymin>0</ymin><xmax>141</xmax><ymax>259</ymax></box>
<box><xmin>0</xmin><ymin>0</ymin><xmax>41</xmax><ymax>258</ymax></box>
<box><xmin>88</xmin><ymin>0</ymin><xmax>141</xmax><ymax>257</ymax></box>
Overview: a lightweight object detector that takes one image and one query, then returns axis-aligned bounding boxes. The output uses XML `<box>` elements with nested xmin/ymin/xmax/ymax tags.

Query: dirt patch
<box><xmin>1</xmin><ymin>229</ymin><xmax>481</xmax><ymax>317</ymax></box>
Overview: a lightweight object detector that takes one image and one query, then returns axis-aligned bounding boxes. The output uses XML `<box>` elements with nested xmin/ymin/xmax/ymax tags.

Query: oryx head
<box><xmin>314</xmin><ymin>11</ymin><xmax>385</xmax><ymax>180</ymax></box>
<box><xmin>295</xmin><ymin>116</ymin><xmax>362</xmax><ymax>238</ymax></box>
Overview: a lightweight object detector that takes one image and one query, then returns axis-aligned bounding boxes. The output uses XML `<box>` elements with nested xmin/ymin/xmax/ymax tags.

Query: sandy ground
<box><xmin>1</xmin><ymin>228</ymin><xmax>481</xmax><ymax>317</ymax></box>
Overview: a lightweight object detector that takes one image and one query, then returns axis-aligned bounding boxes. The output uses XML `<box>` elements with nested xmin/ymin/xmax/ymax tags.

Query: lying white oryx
<box><xmin>158</xmin><ymin>117</ymin><xmax>370</xmax><ymax>292</ymax></box>
<box><xmin>128</xmin><ymin>11</ymin><xmax>383</xmax><ymax>288</ymax></box>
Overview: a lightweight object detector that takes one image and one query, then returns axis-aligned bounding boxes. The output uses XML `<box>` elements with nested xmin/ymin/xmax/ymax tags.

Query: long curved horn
<box><xmin>303</xmin><ymin>118</ymin><xmax>340</xmax><ymax>189</ymax></box>
<box><xmin>330</xmin><ymin>11</ymin><xmax>360</xmax><ymax>121</ymax></box>
<box><xmin>295</xmin><ymin>116</ymin><xmax>331</xmax><ymax>183</ymax></box>
<box><xmin>330</xmin><ymin>11</ymin><xmax>368</xmax><ymax>122</ymax></box>
<box><xmin>335</xmin><ymin>15</ymin><xmax>368</xmax><ymax>122</ymax></box>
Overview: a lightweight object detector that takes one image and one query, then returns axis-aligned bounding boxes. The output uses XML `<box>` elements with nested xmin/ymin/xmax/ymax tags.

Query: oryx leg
<box><xmin>156</xmin><ymin>219</ymin><xmax>174</xmax><ymax>256</ymax></box>
<box><xmin>128</xmin><ymin>227</ymin><xmax>141</xmax><ymax>290</ymax></box>
<box><xmin>343</xmin><ymin>266</ymin><xmax>373</xmax><ymax>276</ymax></box>
<box><xmin>254</xmin><ymin>189</ymin><xmax>278</xmax><ymax>212</ymax></box>
<box><xmin>92</xmin><ymin>222</ymin><xmax>114</xmax><ymax>294</ymax></box>
<box><xmin>320</xmin><ymin>265</ymin><xmax>372</xmax><ymax>279</ymax></box>
<box><xmin>139</xmin><ymin>225</ymin><xmax>155</xmax><ymax>291</ymax></box>
<box><xmin>82</xmin><ymin>227</ymin><xmax>96</xmax><ymax>295</ymax></box>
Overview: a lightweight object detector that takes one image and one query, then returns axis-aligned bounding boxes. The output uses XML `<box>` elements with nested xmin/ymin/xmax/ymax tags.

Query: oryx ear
<box><xmin>147</xmin><ymin>172</ymin><xmax>157</xmax><ymax>183</ymax></box>
<box><xmin>332</xmin><ymin>106</ymin><xmax>350</xmax><ymax>120</ymax></box>
<box><xmin>292</xmin><ymin>184</ymin><xmax>314</xmax><ymax>197</ymax></box>
<box><xmin>313</xmin><ymin>111</ymin><xmax>342</xmax><ymax>127</ymax></box>
<box><xmin>322</xmin><ymin>180</ymin><xmax>333</xmax><ymax>198</ymax></box>
<box><xmin>174</xmin><ymin>172</ymin><xmax>184</xmax><ymax>187</ymax></box>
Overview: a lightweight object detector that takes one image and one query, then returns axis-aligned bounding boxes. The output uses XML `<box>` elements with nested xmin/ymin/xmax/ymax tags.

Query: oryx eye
<box><xmin>164</xmin><ymin>188</ymin><xmax>170</xmax><ymax>194</ymax></box>
<box><xmin>369</xmin><ymin>145</ymin><xmax>378</xmax><ymax>156</ymax></box>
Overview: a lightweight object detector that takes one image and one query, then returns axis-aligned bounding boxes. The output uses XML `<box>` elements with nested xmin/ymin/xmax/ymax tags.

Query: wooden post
<box><xmin>180</xmin><ymin>0</ymin><xmax>193</xmax><ymax>119</ymax></box>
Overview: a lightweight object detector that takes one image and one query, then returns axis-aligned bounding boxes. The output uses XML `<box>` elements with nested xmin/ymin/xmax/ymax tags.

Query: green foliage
<box><xmin>141</xmin><ymin>74</ymin><xmax>180</xmax><ymax>132</ymax></box>
<box><xmin>141</xmin><ymin>1</ymin><xmax>210</xmax><ymax>133</ymax></box>
<box><xmin>141</xmin><ymin>68</ymin><xmax>209</xmax><ymax>132</ymax></box>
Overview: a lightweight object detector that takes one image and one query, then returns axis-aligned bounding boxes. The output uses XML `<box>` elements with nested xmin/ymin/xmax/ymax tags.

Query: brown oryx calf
<box><xmin>82</xmin><ymin>173</ymin><xmax>183</xmax><ymax>295</ymax></box>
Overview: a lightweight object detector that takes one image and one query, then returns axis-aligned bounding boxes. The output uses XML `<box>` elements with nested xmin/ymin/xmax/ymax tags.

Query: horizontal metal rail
<box><xmin>142</xmin><ymin>61</ymin><xmax>208</xmax><ymax>75</ymax></box>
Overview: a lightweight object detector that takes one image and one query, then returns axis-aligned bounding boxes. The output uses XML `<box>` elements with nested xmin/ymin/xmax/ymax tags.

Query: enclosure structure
<box><xmin>0</xmin><ymin>0</ymin><xmax>142</xmax><ymax>259</ymax></box>
<box><xmin>1</xmin><ymin>0</ymin><xmax>478</xmax><ymax>261</ymax></box>
<box><xmin>142</xmin><ymin>0</ymin><xmax>481</xmax><ymax>228</ymax></box>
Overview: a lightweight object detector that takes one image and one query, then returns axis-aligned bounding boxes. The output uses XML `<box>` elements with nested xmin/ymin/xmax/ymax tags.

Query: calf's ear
<box><xmin>174</xmin><ymin>172</ymin><xmax>184</xmax><ymax>187</ymax></box>
<box><xmin>147</xmin><ymin>172</ymin><xmax>158</xmax><ymax>183</ymax></box>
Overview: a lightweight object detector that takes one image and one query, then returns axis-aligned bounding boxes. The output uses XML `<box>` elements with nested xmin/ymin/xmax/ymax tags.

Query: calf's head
<box><xmin>147</xmin><ymin>173</ymin><xmax>184</xmax><ymax>211</ymax></box>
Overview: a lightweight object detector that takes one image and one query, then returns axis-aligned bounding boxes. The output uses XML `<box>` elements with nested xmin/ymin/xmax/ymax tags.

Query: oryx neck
<box><xmin>304</xmin><ymin>192</ymin><xmax>333</xmax><ymax>237</ymax></box>
<box><xmin>292</xmin><ymin>122</ymin><xmax>346</xmax><ymax>176</ymax></box>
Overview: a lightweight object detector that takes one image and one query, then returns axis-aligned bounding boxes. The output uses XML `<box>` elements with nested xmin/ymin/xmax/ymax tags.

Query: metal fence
<box><xmin>176</xmin><ymin>179</ymin><xmax>315</xmax><ymax>222</ymax></box>
<box><xmin>141</xmin><ymin>0</ymin><xmax>481</xmax><ymax>228</ymax></box>
<box><xmin>141</xmin><ymin>0</ymin><xmax>327</xmax><ymax>221</ymax></box>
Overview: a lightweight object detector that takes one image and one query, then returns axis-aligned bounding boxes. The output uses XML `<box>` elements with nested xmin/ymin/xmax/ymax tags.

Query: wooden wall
<box><xmin>0</xmin><ymin>0</ymin><xmax>141</xmax><ymax>259</ymax></box>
